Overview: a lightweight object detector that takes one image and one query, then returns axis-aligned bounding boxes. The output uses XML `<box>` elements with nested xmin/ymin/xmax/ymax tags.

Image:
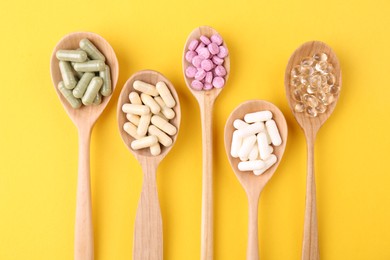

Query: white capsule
<box><xmin>129</xmin><ymin>92</ymin><xmax>142</xmax><ymax>105</ymax></box>
<box><xmin>151</xmin><ymin>115</ymin><xmax>177</xmax><ymax>136</ymax></box>
<box><xmin>265</xmin><ymin>130</ymin><xmax>272</xmax><ymax>144</ymax></box>
<box><xmin>156</xmin><ymin>81</ymin><xmax>176</xmax><ymax>108</ymax></box>
<box><xmin>236</xmin><ymin>122</ymin><xmax>265</xmax><ymax>138</ymax></box>
<box><xmin>240</xmin><ymin>156</ymin><xmax>249</xmax><ymax>161</ymax></box>
<box><xmin>126</xmin><ymin>114</ymin><xmax>140</xmax><ymax>126</ymax></box>
<box><xmin>253</xmin><ymin>154</ymin><xmax>277</xmax><ymax>175</ymax></box>
<box><xmin>233</xmin><ymin>119</ymin><xmax>249</xmax><ymax>129</ymax></box>
<box><xmin>131</xmin><ymin>135</ymin><xmax>158</xmax><ymax>150</ymax></box>
<box><xmin>123</xmin><ymin>122</ymin><xmax>142</xmax><ymax>139</ymax></box>
<box><xmin>150</xmin><ymin>142</ymin><xmax>161</xmax><ymax>156</ymax></box>
<box><xmin>148</xmin><ymin>125</ymin><xmax>173</xmax><ymax>147</ymax></box>
<box><xmin>257</xmin><ymin>132</ymin><xmax>271</xmax><ymax>160</ymax></box>
<box><xmin>265</xmin><ymin>120</ymin><xmax>282</xmax><ymax>146</ymax></box>
<box><xmin>248</xmin><ymin>145</ymin><xmax>259</xmax><ymax>161</ymax></box>
<box><xmin>154</xmin><ymin>96</ymin><xmax>175</xmax><ymax>120</ymax></box>
<box><xmin>122</xmin><ymin>104</ymin><xmax>150</xmax><ymax>115</ymax></box>
<box><xmin>238</xmin><ymin>135</ymin><xmax>257</xmax><ymax>159</ymax></box>
<box><xmin>137</xmin><ymin>114</ymin><xmax>151</xmax><ymax>137</ymax></box>
<box><xmin>238</xmin><ymin>160</ymin><xmax>266</xmax><ymax>171</ymax></box>
<box><xmin>230</xmin><ymin>131</ymin><xmax>242</xmax><ymax>158</ymax></box>
<box><xmin>244</xmin><ymin>110</ymin><xmax>272</xmax><ymax>123</ymax></box>
<box><xmin>133</xmin><ymin>80</ymin><xmax>159</xmax><ymax>96</ymax></box>
<box><xmin>141</xmin><ymin>93</ymin><xmax>161</xmax><ymax>114</ymax></box>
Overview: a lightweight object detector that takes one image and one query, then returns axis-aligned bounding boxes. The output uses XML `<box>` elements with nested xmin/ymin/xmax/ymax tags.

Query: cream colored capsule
<box><xmin>141</xmin><ymin>93</ymin><xmax>161</xmax><ymax>114</ymax></box>
<box><xmin>156</xmin><ymin>81</ymin><xmax>176</xmax><ymax>108</ymax></box>
<box><xmin>59</xmin><ymin>61</ymin><xmax>77</xmax><ymax>89</ymax></box>
<box><xmin>123</xmin><ymin>122</ymin><xmax>141</xmax><ymax>139</ymax></box>
<box><xmin>58</xmin><ymin>81</ymin><xmax>81</xmax><ymax>109</ymax></box>
<box><xmin>148</xmin><ymin>125</ymin><xmax>173</xmax><ymax>147</ymax></box>
<box><xmin>137</xmin><ymin>114</ymin><xmax>151</xmax><ymax>137</ymax></box>
<box><xmin>151</xmin><ymin>115</ymin><xmax>177</xmax><ymax>136</ymax></box>
<box><xmin>253</xmin><ymin>154</ymin><xmax>277</xmax><ymax>176</ymax></box>
<box><xmin>79</xmin><ymin>38</ymin><xmax>106</xmax><ymax>61</ymax></box>
<box><xmin>126</xmin><ymin>114</ymin><xmax>140</xmax><ymax>126</ymax></box>
<box><xmin>154</xmin><ymin>96</ymin><xmax>175</xmax><ymax>119</ymax></box>
<box><xmin>133</xmin><ymin>80</ymin><xmax>159</xmax><ymax>96</ymax></box>
<box><xmin>238</xmin><ymin>160</ymin><xmax>265</xmax><ymax>171</ymax></box>
<box><xmin>244</xmin><ymin>110</ymin><xmax>272</xmax><ymax>123</ymax></box>
<box><xmin>122</xmin><ymin>104</ymin><xmax>150</xmax><ymax>115</ymax></box>
<box><xmin>157</xmin><ymin>112</ymin><xmax>168</xmax><ymax>121</ymax></box>
<box><xmin>150</xmin><ymin>143</ymin><xmax>161</xmax><ymax>156</ymax></box>
<box><xmin>131</xmin><ymin>135</ymin><xmax>158</xmax><ymax>150</ymax></box>
<box><xmin>265</xmin><ymin>120</ymin><xmax>282</xmax><ymax>146</ymax></box>
<box><xmin>129</xmin><ymin>92</ymin><xmax>142</xmax><ymax>104</ymax></box>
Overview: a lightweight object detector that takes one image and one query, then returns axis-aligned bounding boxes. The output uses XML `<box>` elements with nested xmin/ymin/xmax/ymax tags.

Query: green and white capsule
<box><xmin>74</xmin><ymin>60</ymin><xmax>105</xmax><ymax>72</ymax></box>
<box><xmin>58</xmin><ymin>81</ymin><xmax>81</xmax><ymax>109</ymax></box>
<box><xmin>82</xmin><ymin>77</ymin><xmax>103</xmax><ymax>105</ymax></box>
<box><xmin>79</xmin><ymin>38</ymin><xmax>106</xmax><ymax>61</ymax></box>
<box><xmin>73</xmin><ymin>72</ymin><xmax>94</xmax><ymax>98</ymax></box>
<box><xmin>59</xmin><ymin>61</ymin><xmax>77</xmax><ymax>89</ymax></box>
<box><xmin>99</xmin><ymin>65</ymin><xmax>112</xmax><ymax>96</ymax></box>
<box><xmin>56</xmin><ymin>50</ymin><xmax>87</xmax><ymax>62</ymax></box>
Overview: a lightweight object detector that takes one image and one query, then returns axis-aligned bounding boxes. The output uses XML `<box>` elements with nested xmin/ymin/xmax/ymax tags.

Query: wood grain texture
<box><xmin>284</xmin><ymin>41</ymin><xmax>342</xmax><ymax>260</ymax></box>
<box><xmin>182</xmin><ymin>26</ymin><xmax>230</xmax><ymax>260</ymax></box>
<box><xmin>117</xmin><ymin>70</ymin><xmax>181</xmax><ymax>260</ymax></box>
<box><xmin>50</xmin><ymin>32</ymin><xmax>119</xmax><ymax>260</ymax></box>
<box><xmin>224</xmin><ymin>100</ymin><xmax>288</xmax><ymax>260</ymax></box>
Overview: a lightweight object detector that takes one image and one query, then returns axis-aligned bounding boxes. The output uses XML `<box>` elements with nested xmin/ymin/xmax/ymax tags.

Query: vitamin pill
<box><xmin>56</xmin><ymin>50</ymin><xmax>87</xmax><ymax>62</ymax></box>
<box><xmin>137</xmin><ymin>114</ymin><xmax>151</xmax><ymax>137</ymax></box>
<box><xmin>151</xmin><ymin>115</ymin><xmax>177</xmax><ymax>136</ymax></box>
<box><xmin>150</xmin><ymin>143</ymin><xmax>161</xmax><ymax>156</ymax></box>
<box><xmin>253</xmin><ymin>155</ymin><xmax>277</xmax><ymax>176</ymax></box>
<box><xmin>82</xmin><ymin>77</ymin><xmax>103</xmax><ymax>105</ymax></box>
<box><xmin>123</xmin><ymin>122</ymin><xmax>142</xmax><ymax>139</ymax></box>
<box><xmin>185</xmin><ymin>51</ymin><xmax>197</xmax><ymax>62</ymax></box>
<box><xmin>148</xmin><ymin>125</ymin><xmax>173</xmax><ymax>147</ymax></box>
<box><xmin>195</xmin><ymin>42</ymin><xmax>205</xmax><ymax>53</ymax></box>
<box><xmin>72</xmin><ymin>72</ymin><xmax>94</xmax><ymax>98</ymax></box>
<box><xmin>238</xmin><ymin>160</ymin><xmax>266</xmax><ymax>171</ymax></box>
<box><xmin>257</xmin><ymin>132</ymin><xmax>271</xmax><ymax>160</ymax></box>
<box><xmin>265</xmin><ymin>120</ymin><xmax>282</xmax><ymax>146</ymax></box>
<box><xmin>74</xmin><ymin>60</ymin><xmax>105</xmax><ymax>72</ymax></box>
<box><xmin>200</xmin><ymin>35</ymin><xmax>211</xmax><ymax>45</ymax></box>
<box><xmin>212</xmin><ymin>77</ymin><xmax>225</xmax><ymax>88</ymax></box>
<box><xmin>191</xmin><ymin>80</ymin><xmax>203</xmax><ymax>90</ymax></box>
<box><xmin>195</xmin><ymin>69</ymin><xmax>206</xmax><ymax>80</ymax></box>
<box><xmin>79</xmin><ymin>38</ymin><xmax>106</xmax><ymax>61</ymax></box>
<box><xmin>236</xmin><ymin>122</ymin><xmax>265</xmax><ymax>138</ymax></box>
<box><xmin>204</xmin><ymin>83</ymin><xmax>213</xmax><ymax>90</ymax></box>
<box><xmin>93</xmin><ymin>93</ymin><xmax>102</xmax><ymax>105</ymax></box>
<box><xmin>244</xmin><ymin>110</ymin><xmax>272</xmax><ymax>123</ymax></box>
<box><xmin>198</xmin><ymin>48</ymin><xmax>211</xmax><ymax>59</ymax></box>
<box><xmin>154</xmin><ymin>97</ymin><xmax>175</xmax><ymax>120</ymax></box>
<box><xmin>238</xmin><ymin>135</ymin><xmax>257</xmax><ymax>159</ymax></box>
<box><xmin>59</xmin><ymin>61</ymin><xmax>77</xmax><ymax>89</ymax></box>
<box><xmin>156</xmin><ymin>81</ymin><xmax>176</xmax><ymax>108</ymax></box>
<box><xmin>205</xmin><ymin>72</ymin><xmax>213</xmax><ymax>83</ymax></box>
<box><xmin>122</xmin><ymin>104</ymin><xmax>150</xmax><ymax>115</ymax></box>
<box><xmin>201</xmin><ymin>59</ymin><xmax>213</xmax><ymax>71</ymax></box>
<box><xmin>188</xmin><ymin>39</ymin><xmax>199</xmax><ymax>51</ymax></box>
<box><xmin>218</xmin><ymin>46</ymin><xmax>229</xmax><ymax>58</ymax></box>
<box><xmin>126</xmin><ymin>114</ymin><xmax>140</xmax><ymax>126</ymax></box>
<box><xmin>230</xmin><ymin>131</ymin><xmax>242</xmax><ymax>158</ymax></box>
<box><xmin>211</xmin><ymin>34</ymin><xmax>223</xmax><ymax>45</ymax></box>
<box><xmin>208</xmin><ymin>43</ymin><xmax>219</xmax><ymax>55</ymax></box>
<box><xmin>248</xmin><ymin>146</ymin><xmax>259</xmax><ymax>161</ymax></box>
<box><xmin>58</xmin><ymin>81</ymin><xmax>81</xmax><ymax>109</ymax></box>
<box><xmin>131</xmin><ymin>135</ymin><xmax>158</xmax><ymax>150</ymax></box>
<box><xmin>99</xmin><ymin>65</ymin><xmax>112</xmax><ymax>97</ymax></box>
<box><xmin>233</xmin><ymin>119</ymin><xmax>248</xmax><ymax>129</ymax></box>
<box><xmin>192</xmin><ymin>56</ymin><xmax>204</xmax><ymax>68</ymax></box>
<box><xmin>212</xmin><ymin>56</ymin><xmax>224</xmax><ymax>65</ymax></box>
<box><xmin>214</xmin><ymin>65</ymin><xmax>226</xmax><ymax>77</ymax></box>
<box><xmin>133</xmin><ymin>80</ymin><xmax>159</xmax><ymax>96</ymax></box>
<box><xmin>186</xmin><ymin>66</ymin><xmax>197</xmax><ymax>78</ymax></box>
<box><xmin>129</xmin><ymin>92</ymin><xmax>142</xmax><ymax>105</ymax></box>
<box><xmin>141</xmin><ymin>93</ymin><xmax>161</xmax><ymax>114</ymax></box>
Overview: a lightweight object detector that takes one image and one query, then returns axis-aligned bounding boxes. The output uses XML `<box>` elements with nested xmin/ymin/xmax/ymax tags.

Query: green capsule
<box><xmin>72</xmin><ymin>72</ymin><xmax>94</xmax><ymax>98</ymax></box>
<box><xmin>79</xmin><ymin>38</ymin><xmax>106</xmax><ymax>61</ymax></box>
<box><xmin>56</xmin><ymin>50</ymin><xmax>87</xmax><ymax>62</ymax></box>
<box><xmin>82</xmin><ymin>77</ymin><xmax>103</xmax><ymax>105</ymax></box>
<box><xmin>59</xmin><ymin>61</ymin><xmax>77</xmax><ymax>89</ymax></box>
<box><xmin>74</xmin><ymin>60</ymin><xmax>105</xmax><ymax>72</ymax></box>
<box><xmin>58</xmin><ymin>81</ymin><xmax>81</xmax><ymax>109</ymax></box>
<box><xmin>93</xmin><ymin>92</ymin><xmax>102</xmax><ymax>105</ymax></box>
<box><xmin>99</xmin><ymin>65</ymin><xmax>112</xmax><ymax>96</ymax></box>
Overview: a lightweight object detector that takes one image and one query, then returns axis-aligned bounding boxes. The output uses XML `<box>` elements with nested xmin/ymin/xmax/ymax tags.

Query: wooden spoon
<box><xmin>117</xmin><ymin>70</ymin><xmax>181</xmax><ymax>260</ymax></box>
<box><xmin>284</xmin><ymin>41</ymin><xmax>342</xmax><ymax>260</ymax></box>
<box><xmin>182</xmin><ymin>25</ymin><xmax>230</xmax><ymax>260</ymax></box>
<box><xmin>224</xmin><ymin>100</ymin><xmax>287</xmax><ymax>260</ymax></box>
<box><xmin>50</xmin><ymin>32</ymin><xmax>119</xmax><ymax>260</ymax></box>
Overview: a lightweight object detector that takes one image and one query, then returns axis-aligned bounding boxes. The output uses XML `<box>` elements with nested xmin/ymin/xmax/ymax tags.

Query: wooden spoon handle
<box><xmin>74</xmin><ymin>127</ymin><xmax>94</xmax><ymax>260</ymax></box>
<box><xmin>302</xmin><ymin>136</ymin><xmax>319</xmax><ymax>260</ymax></box>
<box><xmin>199</xmin><ymin>101</ymin><xmax>214</xmax><ymax>260</ymax></box>
<box><xmin>247</xmin><ymin>195</ymin><xmax>260</xmax><ymax>260</ymax></box>
<box><xmin>133</xmin><ymin>163</ymin><xmax>163</xmax><ymax>260</ymax></box>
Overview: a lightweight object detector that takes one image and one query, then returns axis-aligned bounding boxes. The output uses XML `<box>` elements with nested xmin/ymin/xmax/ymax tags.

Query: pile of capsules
<box><xmin>290</xmin><ymin>53</ymin><xmax>340</xmax><ymax>117</ymax></box>
<box><xmin>56</xmin><ymin>38</ymin><xmax>111</xmax><ymax>109</ymax></box>
<box><xmin>122</xmin><ymin>80</ymin><xmax>177</xmax><ymax>156</ymax></box>
<box><xmin>185</xmin><ymin>34</ymin><xmax>228</xmax><ymax>90</ymax></box>
<box><xmin>230</xmin><ymin>110</ymin><xmax>282</xmax><ymax>176</ymax></box>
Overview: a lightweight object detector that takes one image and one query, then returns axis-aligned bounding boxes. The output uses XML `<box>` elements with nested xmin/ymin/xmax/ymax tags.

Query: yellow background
<box><xmin>0</xmin><ymin>0</ymin><xmax>389</xmax><ymax>259</ymax></box>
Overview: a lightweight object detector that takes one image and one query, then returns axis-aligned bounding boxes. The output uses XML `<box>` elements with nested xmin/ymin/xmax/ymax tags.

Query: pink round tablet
<box><xmin>191</xmin><ymin>80</ymin><xmax>203</xmax><ymax>90</ymax></box>
<box><xmin>185</xmin><ymin>66</ymin><xmax>197</xmax><ymax>78</ymax></box>
<box><xmin>197</xmin><ymin>48</ymin><xmax>210</xmax><ymax>59</ymax></box>
<box><xmin>211</xmin><ymin>34</ymin><xmax>223</xmax><ymax>45</ymax></box>
<box><xmin>203</xmin><ymin>83</ymin><xmax>213</xmax><ymax>90</ymax></box>
<box><xmin>195</xmin><ymin>69</ymin><xmax>206</xmax><ymax>80</ymax></box>
<box><xmin>217</xmin><ymin>46</ymin><xmax>229</xmax><ymax>58</ymax></box>
<box><xmin>205</xmin><ymin>72</ymin><xmax>213</xmax><ymax>83</ymax></box>
<box><xmin>195</xmin><ymin>42</ymin><xmax>205</xmax><ymax>53</ymax></box>
<box><xmin>192</xmin><ymin>55</ymin><xmax>204</xmax><ymax>68</ymax></box>
<box><xmin>214</xmin><ymin>65</ymin><xmax>226</xmax><ymax>77</ymax></box>
<box><xmin>200</xmin><ymin>35</ymin><xmax>211</xmax><ymax>45</ymax></box>
<box><xmin>185</xmin><ymin>50</ymin><xmax>197</xmax><ymax>62</ymax></box>
<box><xmin>188</xmin><ymin>39</ymin><xmax>199</xmax><ymax>51</ymax></box>
<box><xmin>201</xmin><ymin>59</ymin><xmax>213</xmax><ymax>71</ymax></box>
<box><xmin>208</xmin><ymin>43</ymin><xmax>219</xmax><ymax>55</ymax></box>
<box><xmin>212</xmin><ymin>76</ymin><xmax>225</xmax><ymax>88</ymax></box>
<box><xmin>212</xmin><ymin>56</ymin><xmax>224</xmax><ymax>65</ymax></box>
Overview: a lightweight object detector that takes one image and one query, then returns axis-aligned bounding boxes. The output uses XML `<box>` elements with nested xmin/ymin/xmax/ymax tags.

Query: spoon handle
<box><xmin>302</xmin><ymin>135</ymin><xmax>319</xmax><ymax>260</ymax></box>
<box><xmin>133</xmin><ymin>161</ymin><xmax>163</xmax><ymax>260</ymax></box>
<box><xmin>199</xmin><ymin>100</ymin><xmax>214</xmax><ymax>260</ymax></box>
<box><xmin>247</xmin><ymin>194</ymin><xmax>260</xmax><ymax>260</ymax></box>
<box><xmin>74</xmin><ymin>127</ymin><xmax>94</xmax><ymax>260</ymax></box>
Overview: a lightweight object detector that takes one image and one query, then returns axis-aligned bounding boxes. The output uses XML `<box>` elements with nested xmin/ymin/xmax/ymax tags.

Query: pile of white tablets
<box><xmin>230</xmin><ymin>110</ymin><xmax>282</xmax><ymax>175</ymax></box>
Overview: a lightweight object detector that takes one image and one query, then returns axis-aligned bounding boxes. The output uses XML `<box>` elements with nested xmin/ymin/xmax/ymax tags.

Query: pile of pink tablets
<box><xmin>185</xmin><ymin>34</ymin><xmax>228</xmax><ymax>90</ymax></box>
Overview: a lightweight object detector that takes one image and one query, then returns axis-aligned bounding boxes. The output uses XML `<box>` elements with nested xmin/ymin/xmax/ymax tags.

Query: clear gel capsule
<box><xmin>99</xmin><ymin>65</ymin><xmax>112</xmax><ymax>97</ymax></box>
<box><xmin>79</xmin><ymin>38</ymin><xmax>106</xmax><ymax>61</ymax></box>
<box><xmin>59</xmin><ymin>61</ymin><xmax>77</xmax><ymax>89</ymax></box>
<box><xmin>58</xmin><ymin>81</ymin><xmax>81</xmax><ymax>109</ymax></box>
<box><xmin>74</xmin><ymin>60</ymin><xmax>105</xmax><ymax>72</ymax></box>
<box><xmin>56</xmin><ymin>50</ymin><xmax>87</xmax><ymax>62</ymax></box>
<box><xmin>72</xmin><ymin>72</ymin><xmax>94</xmax><ymax>98</ymax></box>
<box><xmin>82</xmin><ymin>77</ymin><xmax>103</xmax><ymax>105</ymax></box>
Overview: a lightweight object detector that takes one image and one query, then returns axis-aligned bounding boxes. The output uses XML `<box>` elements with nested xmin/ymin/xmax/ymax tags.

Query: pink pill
<box><xmin>212</xmin><ymin>56</ymin><xmax>224</xmax><ymax>65</ymax></box>
<box><xmin>212</xmin><ymin>76</ymin><xmax>225</xmax><ymax>88</ymax></box>
<box><xmin>188</xmin><ymin>39</ymin><xmax>199</xmax><ymax>51</ymax></box>
<box><xmin>185</xmin><ymin>66</ymin><xmax>197</xmax><ymax>78</ymax></box>
<box><xmin>200</xmin><ymin>35</ymin><xmax>211</xmax><ymax>45</ymax></box>
<box><xmin>201</xmin><ymin>59</ymin><xmax>213</xmax><ymax>71</ymax></box>
<box><xmin>197</xmin><ymin>48</ymin><xmax>210</xmax><ymax>59</ymax></box>
<box><xmin>185</xmin><ymin>50</ymin><xmax>197</xmax><ymax>62</ymax></box>
<box><xmin>191</xmin><ymin>80</ymin><xmax>203</xmax><ymax>90</ymax></box>
<box><xmin>205</xmin><ymin>72</ymin><xmax>213</xmax><ymax>83</ymax></box>
<box><xmin>195</xmin><ymin>42</ymin><xmax>205</xmax><ymax>53</ymax></box>
<box><xmin>195</xmin><ymin>69</ymin><xmax>206</xmax><ymax>80</ymax></box>
<box><xmin>214</xmin><ymin>65</ymin><xmax>226</xmax><ymax>76</ymax></box>
<box><xmin>211</xmin><ymin>34</ymin><xmax>223</xmax><ymax>45</ymax></box>
<box><xmin>203</xmin><ymin>83</ymin><xmax>213</xmax><ymax>90</ymax></box>
<box><xmin>192</xmin><ymin>55</ymin><xmax>204</xmax><ymax>68</ymax></box>
<box><xmin>208</xmin><ymin>43</ymin><xmax>219</xmax><ymax>55</ymax></box>
<box><xmin>218</xmin><ymin>46</ymin><xmax>229</xmax><ymax>58</ymax></box>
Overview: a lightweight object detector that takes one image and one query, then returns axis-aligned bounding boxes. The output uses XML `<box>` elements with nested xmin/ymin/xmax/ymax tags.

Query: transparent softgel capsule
<box><xmin>294</xmin><ymin>102</ymin><xmax>305</xmax><ymax>113</ymax></box>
